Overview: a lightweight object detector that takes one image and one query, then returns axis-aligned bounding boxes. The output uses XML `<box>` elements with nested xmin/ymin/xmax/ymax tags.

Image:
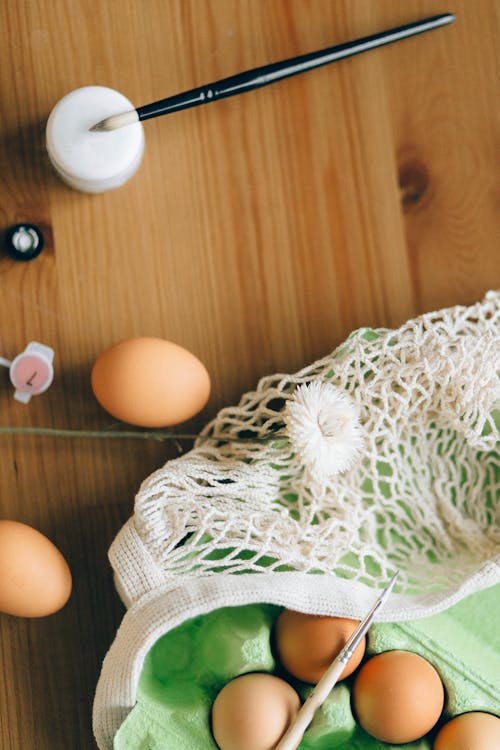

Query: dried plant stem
<box><xmin>0</xmin><ymin>426</ymin><xmax>194</xmax><ymax>441</ymax></box>
<box><xmin>0</xmin><ymin>426</ymin><xmax>283</xmax><ymax>443</ymax></box>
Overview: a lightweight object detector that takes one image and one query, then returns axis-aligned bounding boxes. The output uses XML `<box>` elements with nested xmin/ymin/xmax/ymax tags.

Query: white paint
<box><xmin>46</xmin><ymin>86</ymin><xmax>145</xmax><ymax>193</ymax></box>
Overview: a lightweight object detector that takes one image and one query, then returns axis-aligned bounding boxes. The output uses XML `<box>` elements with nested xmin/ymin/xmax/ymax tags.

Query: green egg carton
<box><xmin>114</xmin><ymin>584</ymin><xmax>500</xmax><ymax>749</ymax></box>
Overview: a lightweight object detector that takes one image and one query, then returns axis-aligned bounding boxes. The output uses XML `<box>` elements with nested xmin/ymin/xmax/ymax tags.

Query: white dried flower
<box><xmin>285</xmin><ymin>381</ymin><xmax>364</xmax><ymax>479</ymax></box>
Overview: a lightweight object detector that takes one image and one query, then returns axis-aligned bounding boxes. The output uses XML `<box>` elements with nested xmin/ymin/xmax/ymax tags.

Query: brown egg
<box><xmin>91</xmin><ymin>337</ymin><xmax>210</xmax><ymax>427</ymax></box>
<box><xmin>211</xmin><ymin>672</ymin><xmax>300</xmax><ymax>750</ymax></box>
<box><xmin>275</xmin><ymin>610</ymin><xmax>365</xmax><ymax>683</ymax></box>
<box><xmin>433</xmin><ymin>712</ymin><xmax>500</xmax><ymax>750</ymax></box>
<box><xmin>0</xmin><ymin>520</ymin><xmax>72</xmax><ymax>617</ymax></box>
<box><xmin>353</xmin><ymin>650</ymin><xmax>444</xmax><ymax>744</ymax></box>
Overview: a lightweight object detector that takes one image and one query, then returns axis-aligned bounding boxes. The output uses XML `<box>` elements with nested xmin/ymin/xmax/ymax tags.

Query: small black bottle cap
<box><xmin>4</xmin><ymin>224</ymin><xmax>45</xmax><ymax>261</ymax></box>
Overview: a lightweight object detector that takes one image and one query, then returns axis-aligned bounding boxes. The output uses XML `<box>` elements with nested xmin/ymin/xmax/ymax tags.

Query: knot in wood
<box><xmin>398</xmin><ymin>160</ymin><xmax>430</xmax><ymax>211</ymax></box>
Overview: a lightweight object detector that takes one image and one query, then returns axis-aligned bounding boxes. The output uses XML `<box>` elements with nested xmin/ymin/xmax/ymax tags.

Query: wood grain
<box><xmin>0</xmin><ymin>1</ymin><xmax>498</xmax><ymax>747</ymax></box>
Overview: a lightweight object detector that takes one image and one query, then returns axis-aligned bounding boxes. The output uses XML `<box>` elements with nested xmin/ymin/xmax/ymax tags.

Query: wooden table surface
<box><xmin>0</xmin><ymin>1</ymin><xmax>498</xmax><ymax>747</ymax></box>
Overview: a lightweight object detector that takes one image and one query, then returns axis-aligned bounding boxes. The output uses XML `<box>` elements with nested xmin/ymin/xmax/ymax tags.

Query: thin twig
<box><xmin>0</xmin><ymin>425</ymin><xmax>286</xmax><ymax>443</ymax></box>
<box><xmin>0</xmin><ymin>426</ymin><xmax>193</xmax><ymax>441</ymax></box>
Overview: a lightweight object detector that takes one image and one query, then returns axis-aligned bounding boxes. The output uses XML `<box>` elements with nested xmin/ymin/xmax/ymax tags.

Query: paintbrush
<box><xmin>90</xmin><ymin>14</ymin><xmax>455</xmax><ymax>132</ymax></box>
<box><xmin>274</xmin><ymin>570</ymin><xmax>400</xmax><ymax>750</ymax></box>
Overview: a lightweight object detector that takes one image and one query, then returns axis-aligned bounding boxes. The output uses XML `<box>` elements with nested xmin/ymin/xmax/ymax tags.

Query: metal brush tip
<box><xmin>381</xmin><ymin>570</ymin><xmax>400</xmax><ymax>602</ymax></box>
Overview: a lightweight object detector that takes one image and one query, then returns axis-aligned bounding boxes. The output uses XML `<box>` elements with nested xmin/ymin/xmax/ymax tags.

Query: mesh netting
<box><xmin>133</xmin><ymin>292</ymin><xmax>499</xmax><ymax>599</ymax></box>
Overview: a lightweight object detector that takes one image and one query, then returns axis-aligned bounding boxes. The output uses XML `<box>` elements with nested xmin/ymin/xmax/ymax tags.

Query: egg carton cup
<box><xmin>93</xmin><ymin>291</ymin><xmax>500</xmax><ymax>749</ymax></box>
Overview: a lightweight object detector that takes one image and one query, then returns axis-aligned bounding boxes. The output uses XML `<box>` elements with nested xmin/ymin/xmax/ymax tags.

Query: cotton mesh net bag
<box><xmin>93</xmin><ymin>291</ymin><xmax>500</xmax><ymax>749</ymax></box>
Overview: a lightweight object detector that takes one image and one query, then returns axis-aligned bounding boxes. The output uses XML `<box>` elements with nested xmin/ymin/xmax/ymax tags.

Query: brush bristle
<box><xmin>89</xmin><ymin>120</ymin><xmax>107</xmax><ymax>132</ymax></box>
<box><xmin>89</xmin><ymin>110</ymin><xmax>139</xmax><ymax>132</ymax></box>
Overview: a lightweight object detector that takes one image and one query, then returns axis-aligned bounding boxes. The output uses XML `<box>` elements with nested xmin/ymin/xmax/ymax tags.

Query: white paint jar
<box><xmin>46</xmin><ymin>86</ymin><xmax>144</xmax><ymax>193</ymax></box>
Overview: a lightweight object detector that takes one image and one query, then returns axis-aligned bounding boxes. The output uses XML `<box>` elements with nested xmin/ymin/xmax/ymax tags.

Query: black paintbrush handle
<box><xmin>136</xmin><ymin>13</ymin><xmax>454</xmax><ymax>122</ymax></box>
